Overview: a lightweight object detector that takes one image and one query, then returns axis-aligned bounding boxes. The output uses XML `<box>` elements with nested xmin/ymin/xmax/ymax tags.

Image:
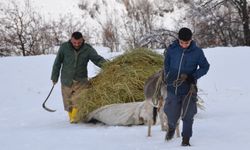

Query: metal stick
<box><xmin>42</xmin><ymin>84</ymin><xmax>56</xmax><ymax>112</ymax></box>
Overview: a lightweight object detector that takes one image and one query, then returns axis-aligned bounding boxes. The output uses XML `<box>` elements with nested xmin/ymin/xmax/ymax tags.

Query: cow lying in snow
<box><xmin>85</xmin><ymin>70</ymin><xmax>203</xmax><ymax>138</ymax></box>
<box><xmin>85</xmin><ymin>69</ymin><xmax>180</xmax><ymax>137</ymax></box>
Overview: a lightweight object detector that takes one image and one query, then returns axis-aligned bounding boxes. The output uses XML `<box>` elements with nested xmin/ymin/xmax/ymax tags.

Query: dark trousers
<box><xmin>164</xmin><ymin>91</ymin><xmax>197</xmax><ymax>138</ymax></box>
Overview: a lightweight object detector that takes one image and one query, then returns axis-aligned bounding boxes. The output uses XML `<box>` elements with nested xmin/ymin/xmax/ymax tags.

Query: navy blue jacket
<box><xmin>164</xmin><ymin>40</ymin><xmax>210</xmax><ymax>95</ymax></box>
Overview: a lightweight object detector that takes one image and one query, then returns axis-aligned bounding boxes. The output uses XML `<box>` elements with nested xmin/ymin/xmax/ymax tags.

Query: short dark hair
<box><xmin>71</xmin><ymin>31</ymin><xmax>83</xmax><ymax>39</ymax></box>
<box><xmin>178</xmin><ymin>27</ymin><xmax>192</xmax><ymax>41</ymax></box>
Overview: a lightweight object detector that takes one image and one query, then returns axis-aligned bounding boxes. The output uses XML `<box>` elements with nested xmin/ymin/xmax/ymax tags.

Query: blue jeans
<box><xmin>164</xmin><ymin>92</ymin><xmax>197</xmax><ymax>138</ymax></box>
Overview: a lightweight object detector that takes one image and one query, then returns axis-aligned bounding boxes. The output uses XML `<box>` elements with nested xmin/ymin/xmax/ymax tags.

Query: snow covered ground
<box><xmin>0</xmin><ymin>46</ymin><xmax>250</xmax><ymax>150</ymax></box>
<box><xmin>0</xmin><ymin>0</ymin><xmax>81</xmax><ymax>19</ymax></box>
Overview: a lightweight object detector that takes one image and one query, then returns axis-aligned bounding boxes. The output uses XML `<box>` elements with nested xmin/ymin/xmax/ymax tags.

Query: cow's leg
<box><xmin>144</xmin><ymin>99</ymin><xmax>154</xmax><ymax>137</ymax></box>
<box><xmin>158</xmin><ymin>97</ymin><xmax>168</xmax><ymax>131</ymax></box>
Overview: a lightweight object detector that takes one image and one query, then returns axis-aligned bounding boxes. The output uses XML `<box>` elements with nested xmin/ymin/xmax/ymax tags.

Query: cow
<box><xmin>144</xmin><ymin>69</ymin><xmax>180</xmax><ymax>137</ymax></box>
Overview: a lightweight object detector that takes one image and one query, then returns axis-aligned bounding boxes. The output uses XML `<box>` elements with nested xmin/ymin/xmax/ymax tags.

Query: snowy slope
<box><xmin>0</xmin><ymin>0</ymin><xmax>189</xmax><ymax>45</ymax></box>
<box><xmin>0</xmin><ymin>46</ymin><xmax>250</xmax><ymax>150</ymax></box>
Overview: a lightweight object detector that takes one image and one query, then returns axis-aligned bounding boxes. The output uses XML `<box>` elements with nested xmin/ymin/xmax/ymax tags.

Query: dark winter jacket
<box><xmin>164</xmin><ymin>40</ymin><xmax>210</xmax><ymax>95</ymax></box>
<box><xmin>51</xmin><ymin>41</ymin><xmax>106</xmax><ymax>87</ymax></box>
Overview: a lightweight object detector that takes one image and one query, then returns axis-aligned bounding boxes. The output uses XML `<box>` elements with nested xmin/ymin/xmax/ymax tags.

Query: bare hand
<box><xmin>52</xmin><ymin>81</ymin><xmax>57</xmax><ymax>85</ymax></box>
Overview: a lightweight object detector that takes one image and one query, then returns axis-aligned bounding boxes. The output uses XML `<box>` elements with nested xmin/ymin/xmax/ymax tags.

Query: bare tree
<box><xmin>122</xmin><ymin>0</ymin><xmax>155</xmax><ymax>49</ymax></box>
<box><xmin>122</xmin><ymin>0</ymin><xmax>182</xmax><ymax>49</ymax></box>
<box><xmin>187</xmin><ymin>0</ymin><xmax>249</xmax><ymax>47</ymax></box>
<box><xmin>101</xmin><ymin>19</ymin><xmax>120</xmax><ymax>52</ymax></box>
<box><xmin>78</xmin><ymin>0</ymin><xmax>121</xmax><ymax>51</ymax></box>
<box><xmin>139</xmin><ymin>29</ymin><xmax>177</xmax><ymax>48</ymax></box>
<box><xmin>0</xmin><ymin>0</ymin><xmax>88</xmax><ymax>56</ymax></box>
<box><xmin>229</xmin><ymin>0</ymin><xmax>250</xmax><ymax>45</ymax></box>
<box><xmin>0</xmin><ymin>0</ymin><xmax>58</xmax><ymax>56</ymax></box>
<box><xmin>50</xmin><ymin>13</ymin><xmax>87</xmax><ymax>45</ymax></box>
<box><xmin>77</xmin><ymin>0</ymin><xmax>188</xmax><ymax>50</ymax></box>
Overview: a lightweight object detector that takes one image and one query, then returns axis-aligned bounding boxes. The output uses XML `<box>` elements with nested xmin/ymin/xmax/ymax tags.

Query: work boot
<box><xmin>70</xmin><ymin>108</ymin><xmax>79</xmax><ymax>124</ymax></box>
<box><xmin>68</xmin><ymin>111</ymin><xmax>73</xmax><ymax>122</ymax></box>
<box><xmin>165</xmin><ymin>128</ymin><xmax>175</xmax><ymax>141</ymax></box>
<box><xmin>181</xmin><ymin>137</ymin><xmax>191</xmax><ymax>146</ymax></box>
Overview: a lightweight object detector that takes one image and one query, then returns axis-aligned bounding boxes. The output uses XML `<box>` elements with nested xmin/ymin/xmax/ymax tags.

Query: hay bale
<box><xmin>75</xmin><ymin>48</ymin><xmax>164</xmax><ymax>121</ymax></box>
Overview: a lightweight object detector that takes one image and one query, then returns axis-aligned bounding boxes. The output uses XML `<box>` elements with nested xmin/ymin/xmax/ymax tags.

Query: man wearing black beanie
<box><xmin>163</xmin><ymin>27</ymin><xmax>210</xmax><ymax>146</ymax></box>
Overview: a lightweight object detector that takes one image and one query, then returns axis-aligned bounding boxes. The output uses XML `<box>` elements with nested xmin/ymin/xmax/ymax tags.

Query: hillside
<box><xmin>0</xmin><ymin>46</ymin><xmax>250</xmax><ymax>150</ymax></box>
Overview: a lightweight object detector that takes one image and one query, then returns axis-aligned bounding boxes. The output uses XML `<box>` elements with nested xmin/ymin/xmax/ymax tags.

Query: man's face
<box><xmin>179</xmin><ymin>40</ymin><xmax>191</xmax><ymax>49</ymax></box>
<box><xmin>70</xmin><ymin>37</ymin><xmax>84</xmax><ymax>50</ymax></box>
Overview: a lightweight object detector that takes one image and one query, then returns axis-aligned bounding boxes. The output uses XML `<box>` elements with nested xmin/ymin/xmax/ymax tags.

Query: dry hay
<box><xmin>75</xmin><ymin>48</ymin><xmax>164</xmax><ymax>121</ymax></box>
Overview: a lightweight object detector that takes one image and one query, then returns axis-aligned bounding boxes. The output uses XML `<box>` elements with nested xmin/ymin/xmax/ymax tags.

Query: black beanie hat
<box><xmin>178</xmin><ymin>27</ymin><xmax>192</xmax><ymax>41</ymax></box>
<box><xmin>71</xmin><ymin>31</ymin><xmax>83</xmax><ymax>39</ymax></box>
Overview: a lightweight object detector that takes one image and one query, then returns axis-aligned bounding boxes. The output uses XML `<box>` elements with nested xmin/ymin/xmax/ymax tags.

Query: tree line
<box><xmin>0</xmin><ymin>0</ymin><xmax>249</xmax><ymax>56</ymax></box>
<box><xmin>0</xmin><ymin>0</ymin><xmax>85</xmax><ymax>56</ymax></box>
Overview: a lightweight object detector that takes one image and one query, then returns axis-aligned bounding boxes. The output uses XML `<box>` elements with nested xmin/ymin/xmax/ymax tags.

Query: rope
<box><xmin>151</xmin><ymin>71</ymin><xmax>164</xmax><ymax>107</ymax></box>
<box><xmin>173</xmin><ymin>78</ymin><xmax>185</xmax><ymax>87</ymax></box>
<box><xmin>181</xmin><ymin>85</ymin><xmax>196</xmax><ymax>119</ymax></box>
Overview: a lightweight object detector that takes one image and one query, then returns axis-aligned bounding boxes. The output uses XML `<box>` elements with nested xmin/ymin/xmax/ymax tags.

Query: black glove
<box><xmin>180</xmin><ymin>74</ymin><xmax>196</xmax><ymax>85</ymax></box>
<box><xmin>190</xmin><ymin>84</ymin><xmax>198</xmax><ymax>93</ymax></box>
<box><xmin>186</xmin><ymin>74</ymin><xmax>196</xmax><ymax>85</ymax></box>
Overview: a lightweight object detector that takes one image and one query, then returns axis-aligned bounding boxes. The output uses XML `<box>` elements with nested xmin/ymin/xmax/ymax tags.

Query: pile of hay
<box><xmin>75</xmin><ymin>48</ymin><xmax>164</xmax><ymax>121</ymax></box>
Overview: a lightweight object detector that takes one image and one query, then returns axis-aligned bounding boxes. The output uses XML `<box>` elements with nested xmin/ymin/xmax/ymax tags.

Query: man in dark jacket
<box><xmin>51</xmin><ymin>32</ymin><xmax>106</xmax><ymax>123</ymax></box>
<box><xmin>164</xmin><ymin>27</ymin><xmax>210</xmax><ymax>146</ymax></box>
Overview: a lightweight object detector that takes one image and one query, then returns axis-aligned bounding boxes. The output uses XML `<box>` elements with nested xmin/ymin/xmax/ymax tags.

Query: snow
<box><xmin>0</xmin><ymin>46</ymin><xmax>250</xmax><ymax>149</ymax></box>
<box><xmin>30</xmin><ymin>0</ymin><xmax>83</xmax><ymax>21</ymax></box>
<box><xmin>0</xmin><ymin>0</ymin><xmax>190</xmax><ymax>50</ymax></box>
<box><xmin>0</xmin><ymin>0</ymin><xmax>81</xmax><ymax>19</ymax></box>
